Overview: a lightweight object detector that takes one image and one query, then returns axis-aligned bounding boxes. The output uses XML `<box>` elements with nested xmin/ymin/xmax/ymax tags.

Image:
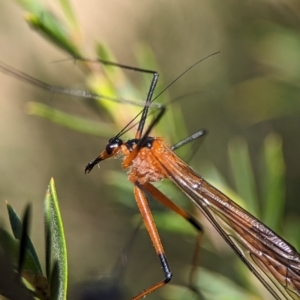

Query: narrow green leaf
<box><xmin>0</xmin><ymin>229</ymin><xmax>42</xmax><ymax>287</ymax></box>
<box><xmin>0</xmin><ymin>228</ymin><xmax>18</xmax><ymax>261</ymax></box>
<box><xmin>95</xmin><ymin>43</ymin><xmax>135</xmax><ymax>98</ymax></box>
<box><xmin>228</xmin><ymin>137</ymin><xmax>260</xmax><ymax>216</ymax></box>
<box><xmin>135</xmin><ymin>43</ymin><xmax>164</xmax><ymax>93</ymax></box>
<box><xmin>6</xmin><ymin>204</ymin><xmax>48</xmax><ymax>295</ymax></box>
<box><xmin>261</xmin><ymin>133</ymin><xmax>285</xmax><ymax>231</ymax></box>
<box><xmin>0</xmin><ymin>250</ymin><xmax>35</xmax><ymax>300</ymax></box>
<box><xmin>13</xmin><ymin>0</ymin><xmax>46</xmax><ymax>15</ymax></box>
<box><xmin>26</xmin><ymin>102</ymin><xmax>117</xmax><ymax>137</ymax></box>
<box><xmin>18</xmin><ymin>205</ymin><xmax>31</xmax><ymax>274</ymax></box>
<box><xmin>283</xmin><ymin>215</ymin><xmax>300</xmax><ymax>250</ymax></box>
<box><xmin>167</xmin><ymin>104</ymin><xmax>189</xmax><ymax>150</ymax></box>
<box><xmin>50</xmin><ymin>261</ymin><xmax>60</xmax><ymax>300</ymax></box>
<box><xmin>44</xmin><ymin>178</ymin><xmax>68</xmax><ymax>300</ymax></box>
<box><xmin>6</xmin><ymin>202</ymin><xmax>43</xmax><ymax>274</ymax></box>
<box><xmin>7</xmin><ymin>202</ymin><xmax>22</xmax><ymax>239</ymax></box>
<box><xmin>25</xmin><ymin>12</ymin><xmax>81</xmax><ymax>58</ymax></box>
<box><xmin>96</xmin><ymin>43</ymin><xmax>118</xmax><ymax>71</ymax></box>
<box><xmin>58</xmin><ymin>0</ymin><xmax>78</xmax><ymax>29</ymax></box>
<box><xmin>13</xmin><ymin>0</ymin><xmax>80</xmax><ymax>57</ymax></box>
<box><xmin>95</xmin><ymin>44</ymin><xmax>136</xmax><ymax>112</ymax></box>
<box><xmin>44</xmin><ymin>203</ymin><xmax>52</xmax><ymax>281</ymax></box>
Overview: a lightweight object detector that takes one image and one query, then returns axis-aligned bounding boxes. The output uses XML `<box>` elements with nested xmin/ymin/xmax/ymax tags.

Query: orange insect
<box><xmin>85</xmin><ymin>61</ymin><xmax>300</xmax><ymax>299</ymax></box>
<box><xmin>1</xmin><ymin>56</ymin><xmax>300</xmax><ymax>299</ymax></box>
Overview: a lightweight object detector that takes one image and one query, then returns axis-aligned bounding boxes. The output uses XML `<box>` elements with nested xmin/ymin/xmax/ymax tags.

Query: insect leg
<box><xmin>141</xmin><ymin>182</ymin><xmax>205</xmax><ymax>299</ymax></box>
<box><xmin>131</xmin><ymin>185</ymin><xmax>172</xmax><ymax>300</ymax></box>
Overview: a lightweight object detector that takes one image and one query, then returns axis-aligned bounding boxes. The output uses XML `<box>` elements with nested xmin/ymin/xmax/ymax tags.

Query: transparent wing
<box><xmin>155</xmin><ymin>144</ymin><xmax>300</xmax><ymax>300</ymax></box>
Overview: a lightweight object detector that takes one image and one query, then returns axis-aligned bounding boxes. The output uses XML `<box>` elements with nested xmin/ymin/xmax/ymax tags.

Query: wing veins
<box><xmin>152</xmin><ymin>145</ymin><xmax>300</xmax><ymax>300</ymax></box>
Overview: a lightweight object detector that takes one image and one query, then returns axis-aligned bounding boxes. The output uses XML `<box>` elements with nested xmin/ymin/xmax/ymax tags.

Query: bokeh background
<box><xmin>1</xmin><ymin>0</ymin><xmax>300</xmax><ymax>299</ymax></box>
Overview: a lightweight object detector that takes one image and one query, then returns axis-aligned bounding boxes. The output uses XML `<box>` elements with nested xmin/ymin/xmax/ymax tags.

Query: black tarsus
<box><xmin>158</xmin><ymin>253</ymin><xmax>172</xmax><ymax>283</ymax></box>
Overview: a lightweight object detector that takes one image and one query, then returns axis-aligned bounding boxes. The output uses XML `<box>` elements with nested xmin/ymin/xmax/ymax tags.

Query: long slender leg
<box><xmin>132</xmin><ymin>185</ymin><xmax>172</xmax><ymax>300</ymax></box>
<box><xmin>142</xmin><ymin>183</ymin><xmax>202</xmax><ymax>232</ymax></box>
<box><xmin>141</xmin><ymin>183</ymin><xmax>205</xmax><ymax>299</ymax></box>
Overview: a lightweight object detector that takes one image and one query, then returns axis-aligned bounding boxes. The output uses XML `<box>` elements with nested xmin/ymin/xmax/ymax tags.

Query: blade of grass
<box><xmin>228</xmin><ymin>137</ymin><xmax>260</xmax><ymax>216</ymax></box>
<box><xmin>6</xmin><ymin>202</ymin><xmax>43</xmax><ymax>274</ymax></box>
<box><xmin>261</xmin><ymin>133</ymin><xmax>285</xmax><ymax>231</ymax></box>
<box><xmin>27</xmin><ymin>102</ymin><xmax>117</xmax><ymax>137</ymax></box>
<box><xmin>44</xmin><ymin>178</ymin><xmax>68</xmax><ymax>300</ymax></box>
<box><xmin>0</xmin><ymin>250</ymin><xmax>35</xmax><ymax>300</ymax></box>
<box><xmin>25</xmin><ymin>12</ymin><xmax>81</xmax><ymax>58</ymax></box>
<box><xmin>18</xmin><ymin>205</ymin><xmax>31</xmax><ymax>274</ymax></box>
<box><xmin>58</xmin><ymin>0</ymin><xmax>78</xmax><ymax>30</ymax></box>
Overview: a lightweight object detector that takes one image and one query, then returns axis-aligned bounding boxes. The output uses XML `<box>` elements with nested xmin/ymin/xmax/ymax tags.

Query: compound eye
<box><xmin>105</xmin><ymin>143</ymin><xmax>115</xmax><ymax>155</ymax></box>
<box><xmin>105</xmin><ymin>138</ymin><xmax>123</xmax><ymax>155</ymax></box>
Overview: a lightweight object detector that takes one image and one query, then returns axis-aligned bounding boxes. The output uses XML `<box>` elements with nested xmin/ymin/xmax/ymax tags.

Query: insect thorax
<box><xmin>123</xmin><ymin>137</ymin><xmax>167</xmax><ymax>184</ymax></box>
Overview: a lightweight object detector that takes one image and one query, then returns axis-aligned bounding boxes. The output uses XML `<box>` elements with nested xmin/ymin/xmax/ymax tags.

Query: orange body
<box><xmin>117</xmin><ymin>137</ymin><xmax>300</xmax><ymax>300</ymax></box>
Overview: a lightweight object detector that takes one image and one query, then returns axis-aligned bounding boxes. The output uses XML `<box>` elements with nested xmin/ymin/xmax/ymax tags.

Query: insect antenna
<box><xmin>108</xmin><ymin>51</ymin><xmax>220</xmax><ymax>142</ymax></box>
<box><xmin>0</xmin><ymin>60</ymin><xmax>161</xmax><ymax>109</ymax></box>
<box><xmin>113</xmin><ymin>119</ymin><xmax>144</xmax><ymax>141</ymax></box>
<box><xmin>150</xmin><ymin>51</ymin><xmax>220</xmax><ymax>102</ymax></box>
<box><xmin>0</xmin><ymin>61</ymin><xmax>51</xmax><ymax>90</ymax></box>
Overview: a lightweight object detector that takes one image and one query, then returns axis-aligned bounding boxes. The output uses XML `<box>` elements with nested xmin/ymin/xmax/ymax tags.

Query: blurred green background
<box><xmin>1</xmin><ymin>0</ymin><xmax>300</xmax><ymax>299</ymax></box>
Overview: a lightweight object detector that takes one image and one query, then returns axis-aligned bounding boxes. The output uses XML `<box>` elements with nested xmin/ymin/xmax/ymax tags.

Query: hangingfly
<box><xmin>84</xmin><ymin>57</ymin><xmax>300</xmax><ymax>299</ymax></box>
<box><xmin>1</xmin><ymin>54</ymin><xmax>299</xmax><ymax>299</ymax></box>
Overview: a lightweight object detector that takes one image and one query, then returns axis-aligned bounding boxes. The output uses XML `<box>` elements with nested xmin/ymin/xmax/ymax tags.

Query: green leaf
<box><xmin>18</xmin><ymin>205</ymin><xmax>31</xmax><ymax>273</ymax></box>
<box><xmin>50</xmin><ymin>261</ymin><xmax>60</xmax><ymax>300</ymax></box>
<box><xmin>58</xmin><ymin>0</ymin><xmax>78</xmax><ymax>29</ymax></box>
<box><xmin>0</xmin><ymin>228</ymin><xmax>18</xmax><ymax>261</ymax></box>
<box><xmin>261</xmin><ymin>133</ymin><xmax>285</xmax><ymax>231</ymax></box>
<box><xmin>228</xmin><ymin>137</ymin><xmax>260</xmax><ymax>216</ymax></box>
<box><xmin>96</xmin><ymin>44</ymin><xmax>135</xmax><ymax>88</ymax></box>
<box><xmin>96</xmin><ymin>43</ymin><xmax>118</xmax><ymax>74</ymax></box>
<box><xmin>7</xmin><ymin>202</ymin><xmax>22</xmax><ymax>239</ymax></box>
<box><xmin>94</xmin><ymin>44</ymin><xmax>141</xmax><ymax>113</ymax></box>
<box><xmin>45</xmin><ymin>211</ymin><xmax>52</xmax><ymax>281</ymax></box>
<box><xmin>13</xmin><ymin>0</ymin><xmax>46</xmax><ymax>14</ymax></box>
<box><xmin>6</xmin><ymin>202</ymin><xmax>43</xmax><ymax>274</ymax></box>
<box><xmin>13</xmin><ymin>0</ymin><xmax>81</xmax><ymax>57</ymax></box>
<box><xmin>25</xmin><ymin>11</ymin><xmax>81</xmax><ymax>58</ymax></box>
<box><xmin>27</xmin><ymin>102</ymin><xmax>117</xmax><ymax>137</ymax></box>
<box><xmin>135</xmin><ymin>43</ymin><xmax>164</xmax><ymax>94</ymax></box>
<box><xmin>0</xmin><ymin>249</ymin><xmax>35</xmax><ymax>300</ymax></box>
<box><xmin>44</xmin><ymin>178</ymin><xmax>68</xmax><ymax>300</ymax></box>
<box><xmin>283</xmin><ymin>215</ymin><xmax>300</xmax><ymax>250</ymax></box>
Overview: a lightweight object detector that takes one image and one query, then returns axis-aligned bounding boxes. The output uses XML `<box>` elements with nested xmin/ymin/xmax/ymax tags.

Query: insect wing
<box><xmin>154</xmin><ymin>145</ymin><xmax>300</xmax><ymax>300</ymax></box>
